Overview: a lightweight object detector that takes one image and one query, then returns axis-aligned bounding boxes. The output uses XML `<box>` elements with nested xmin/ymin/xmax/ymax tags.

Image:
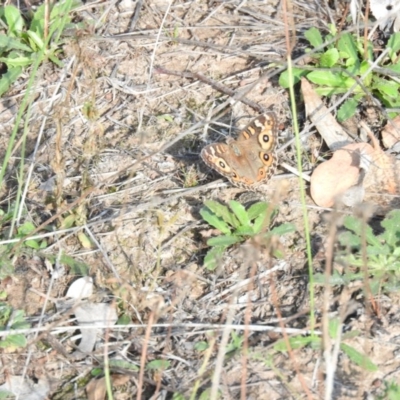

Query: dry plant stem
<box><xmin>0</xmin><ymin>322</ymin><xmax>322</xmax><ymax>340</ymax></box>
<box><xmin>137</xmin><ymin>311</ymin><xmax>155</xmax><ymax>400</ymax></box>
<box><xmin>155</xmin><ymin>67</ymin><xmax>266</xmax><ymax>114</ymax></box>
<box><xmin>322</xmin><ymin>212</ymin><xmax>339</xmax><ymax>400</ymax></box>
<box><xmin>337</xmin><ymin>1</ymin><xmax>350</xmax><ymax>34</ymax></box>
<box><xmin>137</xmin><ymin>0</ymin><xmax>171</xmax><ymax>142</ymax></box>
<box><xmin>54</xmin><ymin>118</ymin><xmax>65</xmax><ymax>205</ymax></box>
<box><xmin>15</xmin><ymin>55</ymin><xmax>76</xmax><ymax>225</ymax></box>
<box><xmin>103</xmin><ymin>300</ymin><xmax>116</xmax><ymax>400</ymax></box>
<box><xmin>241</xmin><ymin>262</ymin><xmax>259</xmax><ymax>400</ymax></box>
<box><xmin>153</xmin><ymin>318</ymin><xmax>173</xmax><ymax>398</ymax></box>
<box><xmin>282</xmin><ymin>0</ymin><xmax>314</xmax><ymax>398</ymax></box>
<box><xmin>190</xmin><ymin>336</ymin><xmax>217</xmax><ymax>400</ymax></box>
<box><xmin>209</xmin><ymin>296</ymin><xmax>237</xmax><ymax>400</ymax></box>
<box><xmin>84</xmin><ymin>226</ymin><xmax>121</xmax><ymax>281</ymax></box>
<box><xmin>19</xmin><ymin>252</ymin><xmax>58</xmax><ymax>400</ymax></box>
<box><xmin>363</xmin><ymin>0</ymin><xmax>371</xmax><ymax>60</ymax></box>
<box><xmin>129</xmin><ymin>0</ymin><xmax>144</xmax><ymax>31</ymax></box>
<box><xmin>269</xmin><ymin>263</ymin><xmax>313</xmax><ymax>400</ymax></box>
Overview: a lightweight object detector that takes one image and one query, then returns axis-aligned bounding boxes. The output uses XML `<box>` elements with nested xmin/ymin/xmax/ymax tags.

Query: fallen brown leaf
<box><xmin>381</xmin><ymin>116</ymin><xmax>400</xmax><ymax>148</ymax></box>
<box><xmin>310</xmin><ymin>143</ymin><xmax>374</xmax><ymax>207</ymax></box>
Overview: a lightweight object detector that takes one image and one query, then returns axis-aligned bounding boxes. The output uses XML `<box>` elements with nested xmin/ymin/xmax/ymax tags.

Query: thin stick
<box><xmin>155</xmin><ymin>66</ymin><xmax>266</xmax><ymax>114</ymax></box>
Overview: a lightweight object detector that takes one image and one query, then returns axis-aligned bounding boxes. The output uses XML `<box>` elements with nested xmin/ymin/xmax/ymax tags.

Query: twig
<box><xmin>155</xmin><ymin>66</ymin><xmax>266</xmax><ymax>114</ymax></box>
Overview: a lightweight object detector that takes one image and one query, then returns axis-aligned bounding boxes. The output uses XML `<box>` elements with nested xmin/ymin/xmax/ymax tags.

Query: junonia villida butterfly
<box><xmin>201</xmin><ymin>112</ymin><xmax>278</xmax><ymax>189</ymax></box>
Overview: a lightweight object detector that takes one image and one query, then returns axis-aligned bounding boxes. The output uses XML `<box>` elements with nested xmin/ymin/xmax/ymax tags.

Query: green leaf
<box><xmin>307</xmin><ymin>70</ymin><xmax>347</xmax><ymax>87</ymax></box>
<box><xmin>304</xmin><ymin>27</ymin><xmax>323</xmax><ymax>48</ymax></box>
<box><xmin>247</xmin><ymin>202</ymin><xmax>270</xmax><ymax>221</ymax></box>
<box><xmin>4</xmin><ymin>6</ymin><xmax>24</xmax><ymax>36</ymax></box>
<box><xmin>207</xmin><ymin>235</ymin><xmax>241</xmax><ymax>247</ymax></box>
<box><xmin>328</xmin><ymin>317</ymin><xmax>341</xmax><ymax>339</ymax></box>
<box><xmin>328</xmin><ymin>24</ymin><xmax>337</xmax><ymax>36</ymax></box>
<box><xmin>30</xmin><ymin>4</ymin><xmax>45</xmax><ymax>36</ymax></box>
<box><xmin>90</xmin><ymin>368</ymin><xmax>103</xmax><ymax>376</ymax></box>
<box><xmin>0</xmin><ymin>55</ymin><xmax>33</xmax><ymax>68</ymax></box>
<box><xmin>338</xmin><ymin>231</ymin><xmax>361</xmax><ymax>249</ymax></box>
<box><xmin>60</xmin><ymin>214</ymin><xmax>76</xmax><ymax>229</ymax></box>
<box><xmin>268</xmin><ymin>223</ymin><xmax>296</xmax><ymax>236</ymax></box>
<box><xmin>117</xmin><ymin>314</ymin><xmax>131</xmax><ymax>325</ymax></box>
<box><xmin>53</xmin><ymin>254</ymin><xmax>89</xmax><ymax>275</ymax></box>
<box><xmin>320</xmin><ymin>48</ymin><xmax>339</xmax><ymax>67</ymax></box>
<box><xmin>146</xmin><ymin>359</ymin><xmax>170</xmax><ymax>371</ymax></box>
<box><xmin>388</xmin><ymin>32</ymin><xmax>400</xmax><ymax>61</ymax></box>
<box><xmin>25</xmin><ymin>239</ymin><xmax>39</xmax><ymax>249</ymax></box>
<box><xmin>337</xmin><ymin>98</ymin><xmax>358</xmax><ymax>122</ymax></box>
<box><xmin>380</xmin><ymin>210</ymin><xmax>400</xmax><ymax>247</ymax></box>
<box><xmin>203</xmin><ymin>200</ymin><xmax>240</xmax><ymax>228</ymax></box>
<box><xmin>47</xmin><ymin>51</ymin><xmax>63</xmax><ymax>68</ymax></box>
<box><xmin>315</xmin><ymin>87</ymin><xmax>355</xmax><ymax>96</ymax></box>
<box><xmin>313</xmin><ymin>270</ymin><xmax>361</xmax><ymax>285</ymax></box>
<box><xmin>108</xmin><ymin>359</ymin><xmax>139</xmax><ymax>371</ymax></box>
<box><xmin>274</xmin><ymin>335</ymin><xmax>317</xmax><ymax>352</ymax></box>
<box><xmin>373</xmin><ymin>78</ymin><xmax>399</xmax><ymax>99</ymax></box>
<box><xmin>17</xmin><ymin>221</ymin><xmax>36</xmax><ymax>236</ymax></box>
<box><xmin>279</xmin><ymin>68</ymin><xmax>308</xmax><ymax>88</ymax></box>
<box><xmin>0</xmin><ymin>34</ymin><xmax>32</xmax><ymax>52</ymax></box>
<box><xmin>228</xmin><ymin>200</ymin><xmax>249</xmax><ymax>227</ymax></box>
<box><xmin>234</xmin><ymin>226</ymin><xmax>254</xmax><ymax>236</ymax></box>
<box><xmin>340</xmin><ymin>343</ymin><xmax>378</xmax><ymax>371</ymax></box>
<box><xmin>26</xmin><ymin>30</ymin><xmax>45</xmax><ymax>50</ymax></box>
<box><xmin>204</xmin><ymin>246</ymin><xmax>226</xmax><ymax>271</ymax></box>
<box><xmin>194</xmin><ymin>341</ymin><xmax>209</xmax><ymax>351</ymax></box>
<box><xmin>0</xmin><ymin>334</ymin><xmax>27</xmax><ymax>349</ymax></box>
<box><xmin>78</xmin><ymin>232</ymin><xmax>92</xmax><ymax>249</ymax></box>
<box><xmin>342</xmin><ymin>216</ymin><xmax>382</xmax><ymax>248</ymax></box>
<box><xmin>200</xmin><ymin>207</ymin><xmax>231</xmax><ymax>235</ymax></box>
<box><xmin>0</xmin><ymin>389</ymin><xmax>13</xmax><ymax>399</ymax></box>
<box><xmin>253</xmin><ymin>212</ymin><xmax>270</xmax><ymax>235</ymax></box>
<box><xmin>338</xmin><ymin>33</ymin><xmax>359</xmax><ymax>64</ymax></box>
<box><xmin>0</xmin><ymin>66</ymin><xmax>22</xmax><ymax>96</ymax></box>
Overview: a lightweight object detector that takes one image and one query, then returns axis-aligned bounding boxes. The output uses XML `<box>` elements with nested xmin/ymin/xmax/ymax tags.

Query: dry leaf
<box><xmin>310</xmin><ymin>143</ymin><xmax>374</xmax><ymax>207</ymax></box>
<box><xmin>301</xmin><ymin>78</ymin><xmax>353</xmax><ymax>150</ymax></box>
<box><xmin>381</xmin><ymin>116</ymin><xmax>400</xmax><ymax>148</ymax></box>
<box><xmin>75</xmin><ymin>302</ymin><xmax>118</xmax><ymax>353</ymax></box>
<box><xmin>362</xmin><ymin>134</ymin><xmax>400</xmax><ymax>211</ymax></box>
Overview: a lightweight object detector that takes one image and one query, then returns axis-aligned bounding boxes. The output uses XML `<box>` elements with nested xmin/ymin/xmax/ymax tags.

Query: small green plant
<box><xmin>274</xmin><ymin>317</ymin><xmax>377</xmax><ymax>372</ymax></box>
<box><xmin>0</xmin><ymin>299</ymin><xmax>31</xmax><ymax>351</ymax></box>
<box><xmin>280</xmin><ymin>25</ymin><xmax>400</xmax><ymax>120</ymax></box>
<box><xmin>0</xmin><ymin>1</ymin><xmax>81</xmax><ymax>96</ymax></box>
<box><xmin>379</xmin><ymin>380</ymin><xmax>400</xmax><ymax>400</ymax></box>
<box><xmin>200</xmin><ymin>200</ymin><xmax>295</xmax><ymax>270</ymax></box>
<box><xmin>324</xmin><ymin>210</ymin><xmax>400</xmax><ymax>294</ymax></box>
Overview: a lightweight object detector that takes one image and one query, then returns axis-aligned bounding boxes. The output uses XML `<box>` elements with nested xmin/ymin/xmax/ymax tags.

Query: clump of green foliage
<box><xmin>0</xmin><ymin>297</ymin><xmax>31</xmax><ymax>350</ymax></box>
<box><xmin>314</xmin><ymin>210</ymin><xmax>400</xmax><ymax>294</ymax></box>
<box><xmin>0</xmin><ymin>0</ymin><xmax>81</xmax><ymax>96</ymax></box>
<box><xmin>200</xmin><ymin>200</ymin><xmax>295</xmax><ymax>270</ymax></box>
<box><xmin>274</xmin><ymin>316</ymin><xmax>377</xmax><ymax>372</ymax></box>
<box><xmin>280</xmin><ymin>25</ymin><xmax>400</xmax><ymax>121</ymax></box>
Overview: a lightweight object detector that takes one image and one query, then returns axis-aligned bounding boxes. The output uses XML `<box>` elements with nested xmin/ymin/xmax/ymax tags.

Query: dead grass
<box><xmin>1</xmin><ymin>0</ymin><xmax>400</xmax><ymax>399</ymax></box>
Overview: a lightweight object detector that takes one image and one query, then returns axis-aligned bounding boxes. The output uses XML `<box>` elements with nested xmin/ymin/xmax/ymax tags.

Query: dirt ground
<box><xmin>1</xmin><ymin>0</ymin><xmax>400</xmax><ymax>399</ymax></box>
